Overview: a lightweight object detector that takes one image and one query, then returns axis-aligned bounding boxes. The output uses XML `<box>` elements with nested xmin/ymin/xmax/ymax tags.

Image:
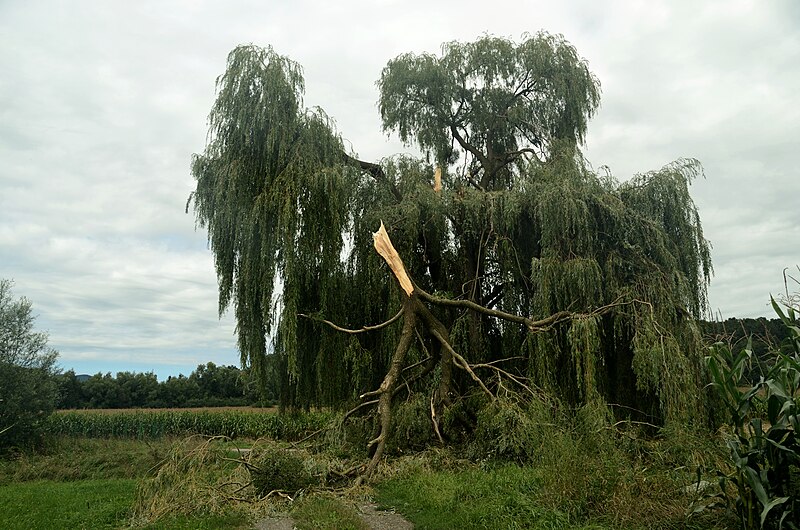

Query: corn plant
<box><xmin>703</xmin><ymin>297</ymin><xmax>799</xmax><ymax>529</ymax></box>
<box><xmin>46</xmin><ymin>408</ymin><xmax>331</xmax><ymax>441</ymax></box>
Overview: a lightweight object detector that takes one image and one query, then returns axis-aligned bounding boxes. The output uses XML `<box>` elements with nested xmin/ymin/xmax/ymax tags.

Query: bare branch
<box><xmin>418</xmin><ymin>287</ymin><xmax>629</xmax><ymax>333</ymax></box>
<box><xmin>417</xmin><ymin>286</ymin><xmax>533</xmax><ymax>328</ymax></box>
<box><xmin>472</xmin><ymin>361</ymin><xmax>534</xmax><ymax>395</ymax></box>
<box><xmin>450</xmin><ymin>123</ymin><xmax>490</xmax><ymax>170</ymax></box>
<box><xmin>343</xmin><ymin>398</ymin><xmax>379</xmax><ymax>421</ymax></box>
<box><xmin>429</xmin><ymin>328</ymin><xmax>494</xmax><ymax>399</ymax></box>
<box><xmin>466</xmin><ymin>170</ymin><xmax>485</xmax><ymax>191</ymax></box>
<box><xmin>298</xmin><ymin>307</ymin><xmax>403</xmax><ymax>334</ymax></box>
<box><xmin>430</xmin><ymin>392</ymin><xmax>445</xmax><ymax>444</ymax></box>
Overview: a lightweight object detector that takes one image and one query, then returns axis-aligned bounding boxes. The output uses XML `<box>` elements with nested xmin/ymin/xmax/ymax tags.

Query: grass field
<box><xmin>0</xmin><ymin>478</ymin><xmax>136</xmax><ymax>530</ymax></box>
<box><xmin>0</xmin><ymin>435</ymin><xmax>369</xmax><ymax>529</ymax></box>
<box><xmin>0</xmin><ymin>478</ymin><xmax>251</xmax><ymax>530</ymax></box>
<box><xmin>1</xmin><ymin>407</ymin><xmax>742</xmax><ymax>529</ymax></box>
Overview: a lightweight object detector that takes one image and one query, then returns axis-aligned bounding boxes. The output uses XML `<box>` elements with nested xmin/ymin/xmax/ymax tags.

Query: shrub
<box><xmin>0</xmin><ymin>280</ymin><xmax>59</xmax><ymax>452</ymax></box>
<box><xmin>388</xmin><ymin>393</ymin><xmax>434</xmax><ymax>453</ymax></box>
<box><xmin>249</xmin><ymin>446</ymin><xmax>314</xmax><ymax>495</ymax></box>
<box><xmin>469</xmin><ymin>393</ymin><xmax>559</xmax><ymax>463</ymax></box>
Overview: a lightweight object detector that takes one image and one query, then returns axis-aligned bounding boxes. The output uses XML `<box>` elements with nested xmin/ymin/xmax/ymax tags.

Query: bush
<box><xmin>250</xmin><ymin>446</ymin><xmax>315</xmax><ymax>495</ymax></box>
<box><xmin>469</xmin><ymin>393</ymin><xmax>559</xmax><ymax>463</ymax></box>
<box><xmin>388</xmin><ymin>393</ymin><xmax>434</xmax><ymax>453</ymax></box>
<box><xmin>0</xmin><ymin>280</ymin><xmax>59</xmax><ymax>452</ymax></box>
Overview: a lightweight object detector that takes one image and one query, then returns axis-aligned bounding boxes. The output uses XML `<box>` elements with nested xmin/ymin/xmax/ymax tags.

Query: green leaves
<box><xmin>378</xmin><ymin>32</ymin><xmax>600</xmax><ymax>189</ymax></box>
<box><xmin>0</xmin><ymin>279</ymin><xmax>59</xmax><ymax>451</ymax></box>
<box><xmin>189</xmin><ymin>45</ymin><xmax>353</xmax><ymax>393</ymax></box>
<box><xmin>191</xmin><ymin>38</ymin><xmax>714</xmax><ymax>427</ymax></box>
<box><xmin>701</xmin><ymin>295</ymin><xmax>800</xmax><ymax>528</ymax></box>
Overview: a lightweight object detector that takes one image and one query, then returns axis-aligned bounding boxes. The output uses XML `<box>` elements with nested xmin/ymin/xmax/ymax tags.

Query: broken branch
<box><xmin>373</xmin><ymin>222</ymin><xmax>414</xmax><ymax>296</ymax></box>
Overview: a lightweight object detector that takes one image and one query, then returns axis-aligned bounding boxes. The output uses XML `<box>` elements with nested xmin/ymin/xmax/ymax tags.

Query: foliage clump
<box><xmin>250</xmin><ymin>446</ymin><xmax>315</xmax><ymax>496</ymax></box>
<box><xmin>132</xmin><ymin>435</ymin><xmax>344</xmax><ymax>525</ymax></box>
<box><xmin>469</xmin><ymin>393</ymin><xmax>559</xmax><ymax>463</ymax></box>
<box><xmin>0</xmin><ymin>279</ymin><xmax>59</xmax><ymax>452</ymax></box>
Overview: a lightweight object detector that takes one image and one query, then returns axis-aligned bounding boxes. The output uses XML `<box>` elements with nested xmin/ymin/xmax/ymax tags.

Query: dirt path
<box><xmin>357</xmin><ymin>502</ymin><xmax>414</xmax><ymax>529</ymax></box>
<box><xmin>253</xmin><ymin>517</ymin><xmax>297</xmax><ymax>530</ymax></box>
<box><xmin>253</xmin><ymin>502</ymin><xmax>413</xmax><ymax>529</ymax></box>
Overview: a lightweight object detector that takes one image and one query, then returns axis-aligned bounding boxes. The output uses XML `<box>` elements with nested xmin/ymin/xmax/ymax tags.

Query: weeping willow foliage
<box><xmin>190</xmin><ymin>34</ymin><xmax>713</xmax><ymax>426</ymax></box>
<box><xmin>189</xmin><ymin>45</ymin><xmax>355</xmax><ymax>403</ymax></box>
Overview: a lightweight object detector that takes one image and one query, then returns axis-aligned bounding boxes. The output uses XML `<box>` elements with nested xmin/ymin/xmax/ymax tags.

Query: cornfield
<box><xmin>46</xmin><ymin>408</ymin><xmax>331</xmax><ymax>440</ymax></box>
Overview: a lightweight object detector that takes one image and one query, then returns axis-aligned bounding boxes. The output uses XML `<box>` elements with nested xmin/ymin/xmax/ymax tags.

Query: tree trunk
<box><xmin>365</xmin><ymin>297</ymin><xmax>416</xmax><ymax>477</ymax></box>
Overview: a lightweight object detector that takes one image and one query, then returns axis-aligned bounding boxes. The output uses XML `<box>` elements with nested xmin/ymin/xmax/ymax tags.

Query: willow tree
<box><xmin>189</xmin><ymin>33</ymin><xmax>713</xmax><ymax>475</ymax></box>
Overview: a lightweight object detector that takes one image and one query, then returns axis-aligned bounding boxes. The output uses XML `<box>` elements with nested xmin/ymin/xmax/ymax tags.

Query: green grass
<box><xmin>0</xmin><ymin>409</ymin><xmax>741</xmax><ymax>530</ymax></box>
<box><xmin>0</xmin><ymin>478</ymin><xmax>250</xmax><ymax>530</ymax></box>
<box><xmin>292</xmin><ymin>494</ymin><xmax>369</xmax><ymax>530</ymax></box>
<box><xmin>138</xmin><ymin>513</ymin><xmax>249</xmax><ymax>529</ymax></box>
<box><xmin>375</xmin><ymin>456</ymin><xmax>735</xmax><ymax>530</ymax></box>
<box><xmin>0</xmin><ymin>436</ymin><xmax>255</xmax><ymax>529</ymax></box>
<box><xmin>0</xmin><ymin>478</ymin><xmax>136</xmax><ymax>530</ymax></box>
<box><xmin>376</xmin><ymin>463</ymin><xmax>599</xmax><ymax>530</ymax></box>
<box><xmin>0</xmin><ymin>437</ymin><xmax>169</xmax><ymax>483</ymax></box>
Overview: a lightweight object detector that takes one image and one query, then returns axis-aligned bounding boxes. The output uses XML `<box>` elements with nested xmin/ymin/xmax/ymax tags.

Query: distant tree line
<box><xmin>54</xmin><ymin>361</ymin><xmax>277</xmax><ymax>409</ymax></box>
<box><xmin>51</xmin><ymin>318</ymin><xmax>789</xmax><ymax>410</ymax></box>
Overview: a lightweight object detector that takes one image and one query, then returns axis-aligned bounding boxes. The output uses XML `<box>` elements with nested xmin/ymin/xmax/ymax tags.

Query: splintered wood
<box><xmin>372</xmin><ymin>222</ymin><xmax>414</xmax><ymax>296</ymax></box>
<box><xmin>434</xmin><ymin>166</ymin><xmax>442</xmax><ymax>193</ymax></box>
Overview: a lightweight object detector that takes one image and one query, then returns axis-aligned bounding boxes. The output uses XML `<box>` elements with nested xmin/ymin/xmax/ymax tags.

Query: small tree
<box><xmin>0</xmin><ymin>279</ymin><xmax>59</xmax><ymax>451</ymax></box>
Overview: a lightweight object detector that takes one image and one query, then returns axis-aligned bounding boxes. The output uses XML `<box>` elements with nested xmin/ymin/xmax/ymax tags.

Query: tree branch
<box><xmin>472</xmin><ymin>361</ymin><xmax>534</xmax><ymax>396</ymax></box>
<box><xmin>449</xmin><ymin>124</ymin><xmax>490</xmax><ymax>171</ymax></box>
<box><xmin>503</xmin><ymin>147</ymin><xmax>540</xmax><ymax>166</ymax></box>
<box><xmin>343</xmin><ymin>398</ymin><xmax>379</xmax><ymax>421</ymax></box>
<box><xmin>418</xmin><ymin>287</ymin><xmax>628</xmax><ymax>333</ymax></box>
<box><xmin>298</xmin><ymin>307</ymin><xmax>403</xmax><ymax>334</ymax></box>
<box><xmin>417</xmin><ymin>286</ymin><xmax>533</xmax><ymax>328</ymax></box>
<box><xmin>483</xmin><ymin>282</ymin><xmax>505</xmax><ymax>309</ymax></box>
<box><xmin>343</xmin><ymin>153</ymin><xmax>402</xmax><ymax>201</ymax></box>
<box><xmin>429</xmin><ymin>328</ymin><xmax>494</xmax><ymax>399</ymax></box>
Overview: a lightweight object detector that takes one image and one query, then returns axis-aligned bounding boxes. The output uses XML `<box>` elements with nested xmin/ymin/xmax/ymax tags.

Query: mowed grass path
<box><xmin>0</xmin><ymin>478</ymin><xmax>135</xmax><ymax>530</ymax></box>
<box><xmin>0</xmin><ymin>437</ymin><xmax>254</xmax><ymax>529</ymax></box>
<box><xmin>0</xmin><ymin>479</ymin><xmax>249</xmax><ymax>529</ymax></box>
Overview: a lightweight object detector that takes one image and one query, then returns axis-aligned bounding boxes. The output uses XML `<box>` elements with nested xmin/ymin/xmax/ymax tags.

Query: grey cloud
<box><xmin>1</xmin><ymin>0</ymin><xmax>797</xmax><ymax>377</ymax></box>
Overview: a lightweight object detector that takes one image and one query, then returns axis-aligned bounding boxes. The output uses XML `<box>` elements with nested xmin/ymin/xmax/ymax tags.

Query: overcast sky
<box><xmin>1</xmin><ymin>0</ymin><xmax>798</xmax><ymax>380</ymax></box>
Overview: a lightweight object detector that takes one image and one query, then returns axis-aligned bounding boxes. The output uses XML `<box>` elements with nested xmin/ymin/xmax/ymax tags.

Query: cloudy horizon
<box><xmin>1</xmin><ymin>1</ymin><xmax>798</xmax><ymax>380</ymax></box>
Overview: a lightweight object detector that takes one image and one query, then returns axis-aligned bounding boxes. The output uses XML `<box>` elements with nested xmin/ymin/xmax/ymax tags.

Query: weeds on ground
<box><xmin>372</xmin><ymin>393</ymin><xmax>735</xmax><ymax>530</ymax></box>
<box><xmin>291</xmin><ymin>494</ymin><xmax>369</xmax><ymax>530</ymax></box>
<box><xmin>0</xmin><ymin>436</ymin><xmax>169</xmax><ymax>483</ymax></box>
<box><xmin>130</xmin><ymin>434</ymin><xmax>358</xmax><ymax>527</ymax></box>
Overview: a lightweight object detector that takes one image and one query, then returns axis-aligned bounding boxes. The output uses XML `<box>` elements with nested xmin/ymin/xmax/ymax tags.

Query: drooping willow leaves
<box><xmin>190</xmin><ymin>34</ymin><xmax>713</xmax><ymax>427</ymax></box>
